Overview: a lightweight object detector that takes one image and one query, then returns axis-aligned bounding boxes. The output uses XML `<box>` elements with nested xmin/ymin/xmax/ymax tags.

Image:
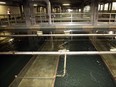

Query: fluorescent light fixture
<box><xmin>108</xmin><ymin>31</ymin><xmax>114</xmax><ymax>34</ymax></box>
<box><xmin>110</xmin><ymin>47</ymin><xmax>116</xmax><ymax>51</ymax></box>
<box><xmin>0</xmin><ymin>1</ymin><xmax>6</xmax><ymax>4</ymax></box>
<box><xmin>63</xmin><ymin>3</ymin><xmax>70</xmax><ymax>6</ymax></box>
<box><xmin>33</xmin><ymin>4</ymin><xmax>37</xmax><ymax>7</ymax></box>
<box><xmin>67</xmin><ymin>9</ymin><xmax>73</xmax><ymax>12</ymax></box>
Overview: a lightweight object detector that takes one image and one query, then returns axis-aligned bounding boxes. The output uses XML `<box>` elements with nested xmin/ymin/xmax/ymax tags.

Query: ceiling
<box><xmin>0</xmin><ymin>0</ymin><xmax>115</xmax><ymax>8</ymax></box>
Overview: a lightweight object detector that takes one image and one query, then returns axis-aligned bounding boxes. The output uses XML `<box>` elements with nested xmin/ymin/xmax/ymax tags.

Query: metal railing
<box><xmin>35</xmin><ymin>12</ymin><xmax>91</xmax><ymax>23</ymax></box>
<box><xmin>0</xmin><ymin>12</ymin><xmax>116</xmax><ymax>26</ymax></box>
<box><xmin>98</xmin><ymin>13</ymin><xmax>116</xmax><ymax>24</ymax></box>
<box><xmin>0</xmin><ymin>14</ymin><xmax>25</xmax><ymax>25</ymax></box>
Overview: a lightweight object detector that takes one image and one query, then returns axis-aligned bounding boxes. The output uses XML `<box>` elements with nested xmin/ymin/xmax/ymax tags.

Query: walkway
<box><xmin>17</xmin><ymin>40</ymin><xmax>60</xmax><ymax>87</ymax></box>
<box><xmin>90</xmin><ymin>38</ymin><xmax>116</xmax><ymax>80</ymax></box>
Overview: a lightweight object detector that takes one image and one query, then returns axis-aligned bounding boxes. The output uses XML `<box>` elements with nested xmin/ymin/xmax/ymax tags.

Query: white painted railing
<box><xmin>0</xmin><ymin>12</ymin><xmax>116</xmax><ymax>25</ymax></box>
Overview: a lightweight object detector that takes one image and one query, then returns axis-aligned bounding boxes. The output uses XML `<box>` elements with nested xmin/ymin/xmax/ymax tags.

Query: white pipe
<box><xmin>15</xmin><ymin>75</ymin><xmax>55</xmax><ymax>79</ymax></box>
<box><xmin>0</xmin><ymin>51</ymin><xmax>116</xmax><ymax>55</ymax></box>
<box><xmin>0</xmin><ymin>34</ymin><xmax>116</xmax><ymax>37</ymax></box>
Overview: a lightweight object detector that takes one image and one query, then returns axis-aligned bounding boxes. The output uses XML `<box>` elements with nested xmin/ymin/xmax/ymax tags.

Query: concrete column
<box><xmin>23</xmin><ymin>1</ymin><xmax>31</xmax><ymax>26</ymax></box>
<box><xmin>19</xmin><ymin>4</ymin><xmax>23</xmax><ymax>15</ymax></box>
<box><xmin>30</xmin><ymin>3</ymin><xmax>36</xmax><ymax>25</ymax></box>
<box><xmin>80</xmin><ymin>3</ymin><xmax>84</xmax><ymax>18</ymax></box>
<box><xmin>91</xmin><ymin>0</ymin><xmax>98</xmax><ymax>25</ymax></box>
<box><xmin>23</xmin><ymin>0</ymin><xmax>36</xmax><ymax>26</ymax></box>
<box><xmin>23</xmin><ymin>0</ymin><xmax>37</xmax><ymax>49</ymax></box>
<box><xmin>102</xmin><ymin>4</ymin><xmax>105</xmax><ymax>12</ymax></box>
<box><xmin>47</xmin><ymin>1</ymin><xmax>52</xmax><ymax>24</ymax></box>
<box><xmin>59</xmin><ymin>6</ymin><xmax>62</xmax><ymax>13</ymax></box>
<box><xmin>108</xmin><ymin>3</ymin><xmax>110</xmax><ymax>11</ymax></box>
<box><xmin>110</xmin><ymin>2</ymin><xmax>112</xmax><ymax>12</ymax></box>
<box><xmin>99</xmin><ymin>4</ymin><xmax>101</xmax><ymax>11</ymax></box>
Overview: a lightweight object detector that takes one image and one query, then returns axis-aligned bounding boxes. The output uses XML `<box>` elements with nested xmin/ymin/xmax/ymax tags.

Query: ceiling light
<box><xmin>67</xmin><ymin>9</ymin><xmax>73</xmax><ymax>12</ymax></box>
<box><xmin>63</xmin><ymin>3</ymin><xmax>70</xmax><ymax>6</ymax></box>
<box><xmin>0</xmin><ymin>1</ymin><xmax>6</xmax><ymax>4</ymax></box>
<box><xmin>33</xmin><ymin>4</ymin><xmax>37</xmax><ymax>7</ymax></box>
<box><xmin>108</xmin><ymin>31</ymin><xmax>114</xmax><ymax>34</ymax></box>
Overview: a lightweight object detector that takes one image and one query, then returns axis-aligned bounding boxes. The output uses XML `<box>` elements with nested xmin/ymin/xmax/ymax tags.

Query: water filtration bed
<box><xmin>55</xmin><ymin>38</ymin><xmax>116</xmax><ymax>87</ymax></box>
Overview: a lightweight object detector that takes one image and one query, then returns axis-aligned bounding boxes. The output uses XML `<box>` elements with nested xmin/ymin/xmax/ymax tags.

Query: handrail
<box><xmin>0</xmin><ymin>51</ymin><xmax>116</xmax><ymax>55</ymax></box>
<box><xmin>0</xmin><ymin>12</ymin><xmax>116</xmax><ymax>25</ymax></box>
<box><xmin>0</xmin><ymin>34</ymin><xmax>116</xmax><ymax>37</ymax></box>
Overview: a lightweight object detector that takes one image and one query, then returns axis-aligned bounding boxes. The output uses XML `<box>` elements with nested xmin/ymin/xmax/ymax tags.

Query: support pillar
<box><xmin>99</xmin><ymin>4</ymin><xmax>101</xmax><ymax>11</ymax></box>
<box><xmin>102</xmin><ymin>4</ymin><xmax>105</xmax><ymax>12</ymax></box>
<box><xmin>30</xmin><ymin>3</ymin><xmax>36</xmax><ymax>25</ymax></box>
<box><xmin>23</xmin><ymin>0</ymin><xmax>36</xmax><ymax>26</ymax></box>
<box><xmin>19</xmin><ymin>4</ymin><xmax>23</xmax><ymax>16</ymax></box>
<box><xmin>110</xmin><ymin>2</ymin><xmax>113</xmax><ymax>12</ymax></box>
<box><xmin>108</xmin><ymin>3</ymin><xmax>110</xmax><ymax>12</ymax></box>
<box><xmin>81</xmin><ymin>7</ymin><xmax>84</xmax><ymax>18</ymax></box>
<box><xmin>91</xmin><ymin>0</ymin><xmax>98</xmax><ymax>25</ymax></box>
<box><xmin>59</xmin><ymin>6</ymin><xmax>62</xmax><ymax>13</ymax></box>
<box><xmin>23</xmin><ymin>1</ymin><xmax>31</xmax><ymax>26</ymax></box>
<box><xmin>47</xmin><ymin>1</ymin><xmax>52</xmax><ymax>24</ymax></box>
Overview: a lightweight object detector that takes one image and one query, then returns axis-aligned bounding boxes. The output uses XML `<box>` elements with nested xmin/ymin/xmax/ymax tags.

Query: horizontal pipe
<box><xmin>0</xmin><ymin>51</ymin><xmax>116</xmax><ymax>55</ymax></box>
<box><xmin>15</xmin><ymin>76</ymin><xmax>55</xmax><ymax>79</ymax></box>
<box><xmin>0</xmin><ymin>34</ymin><xmax>116</xmax><ymax>37</ymax></box>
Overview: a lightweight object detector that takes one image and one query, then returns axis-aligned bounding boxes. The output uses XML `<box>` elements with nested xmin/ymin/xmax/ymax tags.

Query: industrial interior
<box><xmin>0</xmin><ymin>0</ymin><xmax>116</xmax><ymax>87</ymax></box>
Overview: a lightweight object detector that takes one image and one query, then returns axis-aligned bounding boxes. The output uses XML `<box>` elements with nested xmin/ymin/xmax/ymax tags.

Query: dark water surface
<box><xmin>55</xmin><ymin>37</ymin><xmax>116</xmax><ymax>87</ymax></box>
<box><xmin>0</xmin><ymin>37</ymin><xmax>44</xmax><ymax>87</ymax></box>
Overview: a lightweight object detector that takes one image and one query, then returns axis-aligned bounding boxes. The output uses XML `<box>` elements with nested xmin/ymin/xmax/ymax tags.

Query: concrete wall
<box><xmin>0</xmin><ymin>5</ymin><xmax>20</xmax><ymax>14</ymax></box>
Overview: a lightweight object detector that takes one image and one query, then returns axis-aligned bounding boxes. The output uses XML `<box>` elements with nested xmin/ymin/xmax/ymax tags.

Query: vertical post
<box><xmin>110</xmin><ymin>2</ymin><xmax>113</xmax><ymax>12</ymax></box>
<box><xmin>19</xmin><ymin>4</ymin><xmax>23</xmax><ymax>17</ymax></box>
<box><xmin>7</xmin><ymin>16</ymin><xmax>10</xmax><ymax>26</ymax></box>
<box><xmin>59</xmin><ymin>6</ymin><xmax>62</xmax><ymax>13</ymax></box>
<box><xmin>71</xmin><ymin>13</ymin><xmax>72</xmax><ymax>22</ymax></box>
<box><xmin>50</xmin><ymin>32</ymin><xmax>54</xmax><ymax>50</ymax></box>
<box><xmin>47</xmin><ymin>1</ymin><xmax>52</xmax><ymax>24</ymax></box>
<box><xmin>108</xmin><ymin>2</ymin><xmax>110</xmax><ymax>12</ymax></box>
<box><xmin>91</xmin><ymin>0</ymin><xmax>98</xmax><ymax>25</ymax></box>
<box><xmin>102</xmin><ymin>4</ymin><xmax>105</xmax><ymax>12</ymax></box>
<box><xmin>81</xmin><ymin>7</ymin><xmax>84</xmax><ymax>19</ymax></box>
<box><xmin>81</xmin><ymin>3</ymin><xmax>84</xmax><ymax>19</ymax></box>
<box><xmin>99</xmin><ymin>4</ymin><xmax>101</xmax><ymax>11</ymax></box>
<box><xmin>15</xmin><ymin>75</ymin><xmax>18</xmax><ymax>87</ymax></box>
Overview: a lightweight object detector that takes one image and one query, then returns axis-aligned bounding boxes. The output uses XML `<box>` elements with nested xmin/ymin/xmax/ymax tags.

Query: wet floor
<box><xmin>55</xmin><ymin>38</ymin><xmax>116</xmax><ymax>87</ymax></box>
